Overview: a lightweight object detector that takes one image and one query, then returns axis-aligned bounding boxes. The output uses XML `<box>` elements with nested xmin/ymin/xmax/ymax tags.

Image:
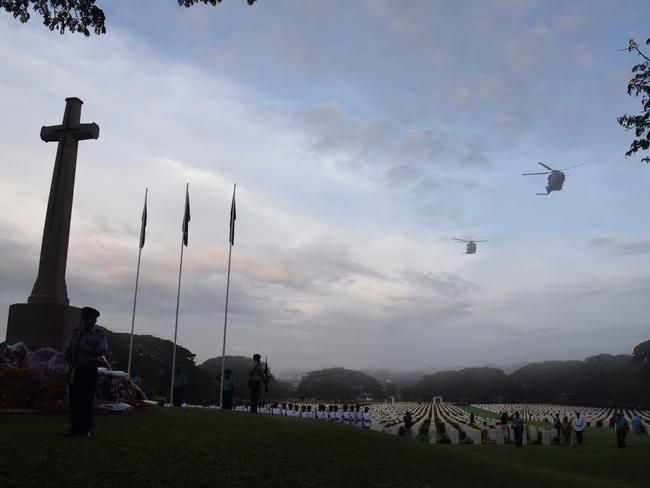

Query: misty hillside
<box><xmin>91</xmin><ymin>328</ymin><xmax>650</xmax><ymax>406</ymax></box>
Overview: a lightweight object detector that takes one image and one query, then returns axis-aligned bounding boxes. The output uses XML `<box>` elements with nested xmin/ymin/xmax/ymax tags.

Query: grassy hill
<box><xmin>1</xmin><ymin>409</ymin><xmax>648</xmax><ymax>487</ymax></box>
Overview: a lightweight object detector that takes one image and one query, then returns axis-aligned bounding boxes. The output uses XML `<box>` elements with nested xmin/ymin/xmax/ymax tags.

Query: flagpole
<box><xmin>170</xmin><ymin>183</ymin><xmax>189</xmax><ymax>407</ymax></box>
<box><xmin>219</xmin><ymin>183</ymin><xmax>236</xmax><ymax>409</ymax></box>
<box><xmin>127</xmin><ymin>188</ymin><xmax>147</xmax><ymax>377</ymax></box>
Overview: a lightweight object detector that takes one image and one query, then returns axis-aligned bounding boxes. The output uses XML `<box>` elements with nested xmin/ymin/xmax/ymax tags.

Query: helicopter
<box><xmin>453</xmin><ymin>238</ymin><xmax>488</xmax><ymax>255</ymax></box>
<box><xmin>521</xmin><ymin>162</ymin><xmax>586</xmax><ymax>195</ymax></box>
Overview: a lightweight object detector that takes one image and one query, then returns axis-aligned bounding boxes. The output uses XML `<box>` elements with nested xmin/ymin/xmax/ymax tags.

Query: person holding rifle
<box><xmin>248</xmin><ymin>353</ymin><xmax>268</xmax><ymax>413</ymax></box>
<box><xmin>63</xmin><ymin>307</ymin><xmax>107</xmax><ymax>437</ymax></box>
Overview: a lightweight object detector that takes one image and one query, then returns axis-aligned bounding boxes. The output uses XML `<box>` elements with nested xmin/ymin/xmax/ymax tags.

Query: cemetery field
<box><xmin>1</xmin><ymin>408</ymin><xmax>649</xmax><ymax>488</ymax></box>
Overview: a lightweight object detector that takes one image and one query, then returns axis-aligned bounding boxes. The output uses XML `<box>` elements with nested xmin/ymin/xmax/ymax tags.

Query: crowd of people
<box><xmin>498</xmin><ymin>409</ymin><xmax>644</xmax><ymax>449</ymax></box>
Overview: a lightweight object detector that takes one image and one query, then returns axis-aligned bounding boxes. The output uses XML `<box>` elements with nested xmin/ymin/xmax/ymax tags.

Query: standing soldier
<box><xmin>64</xmin><ymin>307</ymin><xmax>107</xmax><ymax>437</ymax></box>
<box><xmin>248</xmin><ymin>353</ymin><xmax>267</xmax><ymax>413</ymax></box>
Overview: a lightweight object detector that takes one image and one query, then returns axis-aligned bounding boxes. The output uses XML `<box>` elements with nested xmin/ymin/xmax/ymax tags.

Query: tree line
<box><xmin>100</xmin><ymin>327</ymin><xmax>650</xmax><ymax>407</ymax></box>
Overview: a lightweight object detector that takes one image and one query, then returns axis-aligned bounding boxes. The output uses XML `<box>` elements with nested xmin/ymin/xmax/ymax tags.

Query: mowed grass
<box><xmin>459</xmin><ymin>405</ymin><xmax>552</xmax><ymax>427</ymax></box>
<box><xmin>1</xmin><ymin>408</ymin><xmax>648</xmax><ymax>488</ymax></box>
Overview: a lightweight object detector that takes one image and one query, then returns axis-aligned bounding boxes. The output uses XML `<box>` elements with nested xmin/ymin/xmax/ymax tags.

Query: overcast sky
<box><xmin>1</xmin><ymin>0</ymin><xmax>649</xmax><ymax>372</ymax></box>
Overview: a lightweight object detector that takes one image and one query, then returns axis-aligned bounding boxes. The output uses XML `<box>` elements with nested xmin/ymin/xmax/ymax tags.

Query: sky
<box><xmin>1</xmin><ymin>0</ymin><xmax>649</xmax><ymax>373</ymax></box>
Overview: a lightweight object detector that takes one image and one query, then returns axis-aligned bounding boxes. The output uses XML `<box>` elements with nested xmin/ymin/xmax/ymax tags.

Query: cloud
<box><xmin>588</xmin><ymin>236</ymin><xmax>650</xmax><ymax>256</ymax></box>
<box><xmin>401</xmin><ymin>271</ymin><xmax>478</xmax><ymax>298</ymax></box>
<box><xmin>2</xmin><ymin>2</ymin><xmax>650</xmax><ymax>372</ymax></box>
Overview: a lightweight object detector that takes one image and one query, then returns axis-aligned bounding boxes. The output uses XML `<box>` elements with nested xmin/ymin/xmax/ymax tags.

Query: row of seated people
<box><xmin>233</xmin><ymin>402</ymin><xmax>373</xmax><ymax>427</ymax></box>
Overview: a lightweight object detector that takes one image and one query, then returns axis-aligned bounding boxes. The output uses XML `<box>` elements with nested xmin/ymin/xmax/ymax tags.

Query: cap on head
<box><xmin>81</xmin><ymin>307</ymin><xmax>100</xmax><ymax>318</ymax></box>
<box><xmin>253</xmin><ymin>353</ymin><xmax>261</xmax><ymax>361</ymax></box>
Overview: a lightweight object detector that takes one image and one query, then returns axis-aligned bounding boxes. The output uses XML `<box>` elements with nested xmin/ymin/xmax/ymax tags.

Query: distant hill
<box><xmin>401</xmin><ymin>367</ymin><xmax>515</xmax><ymax>403</ymax></box>
<box><xmin>401</xmin><ymin>352</ymin><xmax>650</xmax><ymax>406</ymax></box>
<box><xmin>510</xmin><ymin>354</ymin><xmax>645</xmax><ymax>405</ymax></box>
<box><xmin>53</xmin><ymin>328</ymin><xmax>650</xmax><ymax>407</ymax></box>
<box><xmin>295</xmin><ymin>367</ymin><xmax>385</xmax><ymax>402</ymax></box>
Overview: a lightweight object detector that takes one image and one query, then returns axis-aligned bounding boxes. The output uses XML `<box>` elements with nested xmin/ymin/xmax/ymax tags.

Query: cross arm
<box><xmin>40</xmin><ymin>122</ymin><xmax>100</xmax><ymax>142</ymax></box>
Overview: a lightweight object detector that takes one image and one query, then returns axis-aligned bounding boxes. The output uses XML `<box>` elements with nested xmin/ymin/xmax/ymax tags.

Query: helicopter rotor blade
<box><xmin>522</xmin><ymin>172</ymin><xmax>551</xmax><ymax>176</ymax></box>
<box><xmin>536</xmin><ymin>192</ymin><xmax>549</xmax><ymax>195</ymax></box>
<box><xmin>452</xmin><ymin>239</ymin><xmax>469</xmax><ymax>243</ymax></box>
<box><xmin>538</xmin><ymin>162</ymin><xmax>555</xmax><ymax>171</ymax></box>
<box><xmin>474</xmin><ymin>240</ymin><xmax>488</xmax><ymax>243</ymax></box>
<box><xmin>559</xmin><ymin>162</ymin><xmax>588</xmax><ymax>171</ymax></box>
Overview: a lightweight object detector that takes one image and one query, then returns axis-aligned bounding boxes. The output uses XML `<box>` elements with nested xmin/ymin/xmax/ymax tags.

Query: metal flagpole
<box><xmin>219</xmin><ymin>183</ymin><xmax>236</xmax><ymax>409</ymax></box>
<box><xmin>127</xmin><ymin>188</ymin><xmax>147</xmax><ymax>377</ymax></box>
<box><xmin>170</xmin><ymin>183</ymin><xmax>189</xmax><ymax>407</ymax></box>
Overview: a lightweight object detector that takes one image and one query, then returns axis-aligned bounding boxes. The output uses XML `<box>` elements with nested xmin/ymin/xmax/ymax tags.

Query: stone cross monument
<box><xmin>6</xmin><ymin>97</ymin><xmax>99</xmax><ymax>350</ymax></box>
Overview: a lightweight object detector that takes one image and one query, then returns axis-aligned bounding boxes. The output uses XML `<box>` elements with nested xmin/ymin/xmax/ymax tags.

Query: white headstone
<box><xmin>496</xmin><ymin>429</ymin><xmax>505</xmax><ymax>444</ymax></box>
<box><xmin>448</xmin><ymin>428</ymin><xmax>460</xmax><ymax>444</ymax></box>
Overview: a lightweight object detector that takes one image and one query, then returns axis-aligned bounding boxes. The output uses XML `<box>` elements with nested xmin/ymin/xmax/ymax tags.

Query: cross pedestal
<box><xmin>5</xmin><ymin>97</ymin><xmax>99</xmax><ymax>350</ymax></box>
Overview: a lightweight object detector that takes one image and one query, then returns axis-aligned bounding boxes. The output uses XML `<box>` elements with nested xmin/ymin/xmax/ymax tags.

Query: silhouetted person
<box><xmin>248</xmin><ymin>353</ymin><xmax>266</xmax><ymax>413</ymax></box>
<box><xmin>573</xmin><ymin>412</ymin><xmax>585</xmax><ymax>445</ymax></box>
<box><xmin>553</xmin><ymin>413</ymin><xmax>561</xmax><ymax>438</ymax></box>
<box><xmin>403</xmin><ymin>411</ymin><xmax>414</xmax><ymax>439</ymax></box>
<box><xmin>363</xmin><ymin>406</ymin><xmax>372</xmax><ymax>429</ymax></box>
<box><xmin>216</xmin><ymin>369</ymin><xmax>236</xmax><ymax>410</ymax></box>
<box><xmin>173</xmin><ymin>366</ymin><xmax>187</xmax><ymax>407</ymax></box>
<box><xmin>614</xmin><ymin>413</ymin><xmax>629</xmax><ymax>448</ymax></box>
<box><xmin>500</xmin><ymin>411</ymin><xmax>510</xmax><ymax>438</ymax></box>
<box><xmin>510</xmin><ymin>411</ymin><xmax>524</xmax><ymax>448</ymax></box>
<box><xmin>561</xmin><ymin>416</ymin><xmax>572</xmax><ymax>446</ymax></box>
<box><xmin>469</xmin><ymin>412</ymin><xmax>475</xmax><ymax>425</ymax></box>
<box><xmin>64</xmin><ymin>306</ymin><xmax>107</xmax><ymax>437</ymax></box>
<box><xmin>630</xmin><ymin>412</ymin><xmax>642</xmax><ymax>445</ymax></box>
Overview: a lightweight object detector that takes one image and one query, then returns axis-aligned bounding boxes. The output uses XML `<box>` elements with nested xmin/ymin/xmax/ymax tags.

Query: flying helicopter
<box><xmin>453</xmin><ymin>238</ymin><xmax>488</xmax><ymax>255</ymax></box>
<box><xmin>521</xmin><ymin>162</ymin><xmax>586</xmax><ymax>195</ymax></box>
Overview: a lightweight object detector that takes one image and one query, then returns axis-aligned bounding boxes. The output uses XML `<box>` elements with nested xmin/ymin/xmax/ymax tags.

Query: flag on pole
<box><xmin>182</xmin><ymin>185</ymin><xmax>190</xmax><ymax>246</ymax></box>
<box><xmin>229</xmin><ymin>184</ymin><xmax>236</xmax><ymax>246</ymax></box>
<box><xmin>139</xmin><ymin>189</ymin><xmax>148</xmax><ymax>249</ymax></box>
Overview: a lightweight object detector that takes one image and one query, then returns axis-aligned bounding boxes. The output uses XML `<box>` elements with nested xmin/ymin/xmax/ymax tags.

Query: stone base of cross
<box><xmin>6</xmin><ymin>303</ymin><xmax>81</xmax><ymax>351</ymax></box>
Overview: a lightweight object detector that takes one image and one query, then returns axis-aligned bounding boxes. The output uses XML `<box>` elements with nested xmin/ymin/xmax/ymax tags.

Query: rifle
<box><xmin>263</xmin><ymin>356</ymin><xmax>270</xmax><ymax>392</ymax></box>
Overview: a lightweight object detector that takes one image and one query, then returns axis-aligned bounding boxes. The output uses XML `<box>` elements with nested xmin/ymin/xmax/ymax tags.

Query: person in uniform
<box><xmin>573</xmin><ymin>412</ymin><xmax>585</xmax><ymax>445</ymax></box>
<box><xmin>216</xmin><ymin>369</ymin><xmax>236</xmax><ymax>410</ymax></box>
<box><xmin>248</xmin><ymin>353</ymin><xmax>266</xmax><ymax>413</ymax></box>
<box><xmin>64</xmin><ymin>306</ymin><xmax>107</xmax><ymax>437</ymax></box>
<box><xmin>173</xmin><ymin>366</ymin><xmax>188</xmax><ymax>407</ymax></box>
<box><xmin>362</xmin><ymin>406</ymin><xmax>372</xmax><ymax>429</ymax></box>
<box><xmin>403</xmin><ymin>411</ymin><xmax>414</xmax><ymax>438</ymax></box>
<box><xmin>510</xmin><ymin>411</ymin><xmax>524</xmax><ymax>448</ymax></box>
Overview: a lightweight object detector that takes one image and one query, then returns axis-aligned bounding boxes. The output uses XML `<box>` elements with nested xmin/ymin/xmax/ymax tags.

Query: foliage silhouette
<box><xmin>618</xmin><ymin>38</ymin><xmax>650</xmax><ymax>163</ymax></box>
<box><xmin>295</xmin><ymin>367</ymin><xmax>384</xmax><ymax>402</ymax></box>
<box><xmin>0</xmin><ymin>0</ymin><xmax>257</xmax><ymax>36</ymax></box>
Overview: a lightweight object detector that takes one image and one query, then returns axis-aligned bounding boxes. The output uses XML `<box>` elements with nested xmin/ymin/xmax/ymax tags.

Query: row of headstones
<box><xmin>373</xmin><ymin>402</ymin><xmax>431</xmax><ymax>433</ymax></box>
<box><xmin>381</xmin><ymin>406</ymin><xmax>432</xmax><ymax>437</ymax></box>
<box><xmin>428</xmin><ymin>402</ymin><xmax>483</xmax><ymax>445</ymax></box>
<box><xmin>382</xmin><ymin>405</ymin><xmax>431</xmax><ymax>435</ymax></box>
<box><xmin>429</xmin><ymin>402</ymin><xmax>563</xmax><ymax>446</ymax></box>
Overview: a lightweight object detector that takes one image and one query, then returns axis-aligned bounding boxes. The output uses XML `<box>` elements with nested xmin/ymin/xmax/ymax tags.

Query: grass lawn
<box><xmin>458</xmin><ymin>405</ymin><xmax>552</xmax><ymax>428</ymax></box>
<box><xmin>1</xmin><ymin>408</ymin><xmax>648</xmax><ymax>488</ymax></box>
